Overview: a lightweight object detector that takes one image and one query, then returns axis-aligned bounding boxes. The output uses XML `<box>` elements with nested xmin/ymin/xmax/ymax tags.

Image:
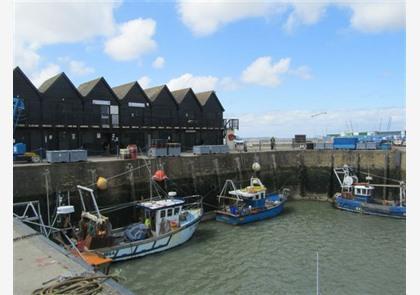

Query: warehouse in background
<box><xmin>13</xmin><ymin>67</ymin><xmax>226</xmax><ymax>156</ymax></box>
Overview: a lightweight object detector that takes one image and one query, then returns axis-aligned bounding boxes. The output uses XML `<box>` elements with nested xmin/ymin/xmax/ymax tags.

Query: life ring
<box><xmin>228</xmin><ymin>134</ymin><xmax>235</xmax><ymax>141</ymax></box>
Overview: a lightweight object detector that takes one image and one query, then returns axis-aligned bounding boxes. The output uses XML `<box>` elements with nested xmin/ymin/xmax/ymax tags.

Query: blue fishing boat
<box><xmin>215</xmin><ymin>177</ymin><xmax>287</xmax><ymax>225</ymax></box>
<box><xmin>333</xmin><ymin>165</ymin><xmax>406</xmax><ymax>219</ymax></box>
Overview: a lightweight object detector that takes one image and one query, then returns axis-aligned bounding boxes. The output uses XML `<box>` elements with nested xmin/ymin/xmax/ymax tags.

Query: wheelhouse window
<box><xmin>174</xmin><ymin>207</ymin><xmax>180</xmax><ymax>215</ymax></box>
<box><xmin>160</xmin><ymin>210</ymin><xmax>166</xmax><ymax>218</ymax></box>
<box><xmin>167</xmin><ymin>208</ymin><xmax>173</xmax><ymax>217</ymax></box>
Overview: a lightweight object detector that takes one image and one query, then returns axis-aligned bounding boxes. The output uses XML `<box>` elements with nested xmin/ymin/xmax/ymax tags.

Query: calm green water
<box><xmin>112</xmin><ymin>201</ymin><xmax>405</xmax><ymax>295</ymax></box>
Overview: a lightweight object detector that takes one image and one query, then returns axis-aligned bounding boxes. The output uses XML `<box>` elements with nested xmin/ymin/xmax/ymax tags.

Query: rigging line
<box><xmin>358</xmin><ymin>171</ymin><xmax>402</xmax><ymax>183</ymax></box>
<box><xmin>83</xmin><ymin>163</ymin><xmax>149</xmax><ymax>188</ymax></box>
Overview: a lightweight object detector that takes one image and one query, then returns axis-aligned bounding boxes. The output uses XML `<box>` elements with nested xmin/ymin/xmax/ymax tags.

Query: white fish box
<box><xmin>193</xmin><ymin>145</ymin><xmax>210</xmax><ymax>154</ymax></box>
<box><xmin>46</xmin><ymin>150</ymin><xmax>70</xmax><ymax>163</ymax></box>
<box><xmin>148</xmin><ymin>147</ymin><xmax>167</xmax><ymax>157</ymax></box>
<box><xmin>167</xmin><ymin>144</ymin><xmax>181</xmax><ymax>156</ymax></box>
<box><xmin>69</xmin><ymin>150</ymin><xmax>87</xmax><ymax>162</ymax></box>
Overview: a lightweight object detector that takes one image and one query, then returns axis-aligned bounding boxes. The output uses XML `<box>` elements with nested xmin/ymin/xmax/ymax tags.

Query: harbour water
<box><xmin>112</xmin><ymin>200</ymin><xmax>405</xmax><ymax>294</ymax></box>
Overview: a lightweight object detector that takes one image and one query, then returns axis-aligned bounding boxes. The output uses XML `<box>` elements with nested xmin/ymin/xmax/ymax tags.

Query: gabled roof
<box><xmin>112</xmin><ymin>81</ymin><xmax>137</xmax><ymax>100</ymax></box>
<box><xmin>13</xmin><ymin>66</ymin><xmax>42</xmax><ymax>99</ymax></box>
<box><xmin>171</xmin><ymin>88</ymin><xmax>191</xmax><ymax>104</ymax></box>
<box><xmin>38</xmin><ymin>72</ymin><xmax>83</xmax><ymax>100</ymax></box>
<box><xmin>78</xmin><ymin>77</ymin><xmax>119</xmax><ymax>102</ymax></box>
<box><xmin>143</xmin><ymin>85</ymin><xmax>178</xmax><ymax>107</ymax></box>
<box><xmin>77</xmin><ymin>77</ymin><xmax>102</xmax><ymax>96</ymax></box>
<box><xmin>143</xmin><ymin>85</ymin><xmax>166</xmax><ymax>102</ymax></box>
<box><xmin>171</xmin><ymin>88</ymin><xmax>203</xmax><ymax>110</ymax></box>
<box><xmin>195</xmin><ymin>90</ymin><xmax>225</xmax><ymax>111</ymax></box>
<box><xmin>112</xmin><ymin>81</ymin><xmax>151</xmax><ymax>104</ymax></box>
<box><xmin>38</xmin><ymin>73</ymin><xmax>62</xmax><ymax>93</ymax></box>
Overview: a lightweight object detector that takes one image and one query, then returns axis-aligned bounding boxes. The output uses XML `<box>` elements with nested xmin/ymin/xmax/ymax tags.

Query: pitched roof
<box><xmin>195</xmin><ymin>90</ymin><xmax>225</xmax><ymax>111</ymax></box>
<box><xmin>171</xmin><ymin>88</ymin><xmax>191</xmax><ymax>104</ymax></box>
<box><xmin>112</xmin><ymin>81</ymin><xmax>151</xmax><ymax>104</ymax></box>
<box><xmin>38</xmin><ymin>73</ymin><xmax>62</xmax><ymax>93</ymax></box>
<box><xmin>195</xmin><ymin>91</ymin><xmax>213</xmax><ymax>106</ymax></box>
<box><xmin>112</xmin><ymin>81</ymin><xmax>137</xmax><ymax>100</ymax></box>
<box><xmin>13</xmin><ymin>66</ymin><xmax>42</xmax><ymax>99</ymax></box>
<box><xmin>77</xmin><ymin>77</ymin><xmax>102</xmax><ymax>96</ymax></box>
<box><xmin>143</xmin><ymin>85</ymin><xmax>166</xmax><ymax>102</ymax></box>
<box><xmin>38</xmin><ymin>72</ymin><xmax>83</xmax><ymax>101</ymax></box>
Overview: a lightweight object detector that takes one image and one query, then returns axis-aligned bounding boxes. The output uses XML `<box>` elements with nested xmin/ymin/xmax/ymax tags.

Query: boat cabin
<box><xmin>137</xmin><ymin>199</ymin><xmax>185</xmax><ymax>236</ymax></box>
<box><xmin>352</xmin><ymin>184</ymin><xmax>374</xmax><ymax>202</ymax></box>
<box><xmin>229</xmin><ymin>178</ymin><xmax>267</xmax><ymax>209</ymax></box>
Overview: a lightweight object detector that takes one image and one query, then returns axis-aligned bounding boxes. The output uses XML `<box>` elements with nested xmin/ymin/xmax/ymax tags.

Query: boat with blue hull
<box><xmin>215</xmin><ymin>177</ymin><xmax>287</xmax><ymax>225</ymax></box>
<box><xmin>333</xmin><ymin>165</ymin><xmax>406</xmax><ymax>219</ymax></box>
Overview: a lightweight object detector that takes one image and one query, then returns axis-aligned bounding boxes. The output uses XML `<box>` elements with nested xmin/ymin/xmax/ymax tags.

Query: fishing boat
<box><xmin>333</xmin><ymin>165</ymin><xmax>406</xmax><ymax>219</ymax></box>
<box><xmin>215</xmin><ymin>177</ymin><xmax>288</xmax><ymax>225</ymax></box>
<box><xmin>73</xmin><ymin>184</ymin><xmax>202</xmax><ymax>262</ymax></box>
<box><xmin>13</xmin><ymin>165</ymin><xmax>203</xmax><ymax>265</ymax></box>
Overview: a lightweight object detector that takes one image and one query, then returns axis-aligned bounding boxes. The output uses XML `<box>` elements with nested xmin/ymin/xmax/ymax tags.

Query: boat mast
<box><xmin>316</xmin><ymin>252</ymin><xmax>320</xmax><ymax>295</ymax></box>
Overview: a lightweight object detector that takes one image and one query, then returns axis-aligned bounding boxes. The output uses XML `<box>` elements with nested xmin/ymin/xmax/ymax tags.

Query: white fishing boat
<box><xmin>74</xmin><ymin>185</ymin><xmax>202</xmax><ymax>262</ymax></box>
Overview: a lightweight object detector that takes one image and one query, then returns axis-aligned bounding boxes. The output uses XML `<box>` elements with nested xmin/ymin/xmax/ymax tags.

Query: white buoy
<box><xmin>252</xmin><ymin>162</ymin><xmax>261</xmax><ymax>172</ymax></box>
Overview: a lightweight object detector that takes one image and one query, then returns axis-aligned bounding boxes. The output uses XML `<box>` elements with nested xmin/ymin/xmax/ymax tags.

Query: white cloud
<box><xmin>104</xmin><ymin>18</ymin><xmax>157</xmax><ymax>61</ymax></box>
<box><xmin>152</xmin><ymin>56</ymin><xmax>165</xmax><ymax>69</ymax></box>
<box><xmin>289</xmin><ymin>65</ymin><xmax>313</xmax><ymax>80</ymax></box>
<box><xmin>138</xmin><ymin>76</ymin><xmax>151</xmax><ymax>88</ymax></box>
<box><xmin>219</xmin><ymin>77</ymin><xmax>240</xmax><ymax>91</ymax></box>
<box><xmin>14</xmin><ymin>42</ymin><xmax>40</xmax><ymax>72</ymax></box>
<box><xmin>15</xmin><ymin>1</ymin><xmax>119</xmax><ymax>46</ymax></box>
<box><xmin>177</xmin><ymin>0</ymin><xmax>405</xmax><ymax>35</ymax></box>
<box><xmin>167</xmin><ymin>73</ymin><xmax>219</xmax><ymax>92</ymax></box>
<box><xmin>241</xmin><ymin>56</ymin><xmax>291</xmax><ymax>87</ymax></box>
<box><xmin>69</xmin><ymin>60</ymin><xmax>95</xmax><ymax>76</ymax></box>
<box><xmin>30</xmin><ymin>64</ymin><xmax>61</xmax><ymax>87</ymax></box>
<box><xmin>14</xmin><ymin>1</ymin><xmax>118</xmax><ymax>80</ymax></box>
<box><xmin>283</xmin><ymin>2</ymin><xmax>328</xmax><ymax>33</ymax></box>
<box><xmin>231</xmin><ymin>107</ymin><xmax>406</xmax><ymax>138</ymax></box>
<box><xmin>176</xmin><ymin>0</ymin><xmax>282</xmax><ymax>36</ymax></box>
<box><xmin>346</xmin><ymin>2</ymin><xmax>405</xmax><ymax>33</ymax></box>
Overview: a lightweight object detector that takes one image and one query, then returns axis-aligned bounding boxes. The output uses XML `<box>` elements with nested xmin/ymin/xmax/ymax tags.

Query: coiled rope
<box><xmin>32</xmin><ymin>274</ymin><xmax>122</xmax><ymax>295</ymax></box>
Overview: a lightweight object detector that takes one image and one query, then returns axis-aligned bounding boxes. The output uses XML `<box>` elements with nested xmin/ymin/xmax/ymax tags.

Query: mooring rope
<box><xmin>31</xmin><ymin>274</ymin><xmax>122</xmax><ymax>295</ymax></box>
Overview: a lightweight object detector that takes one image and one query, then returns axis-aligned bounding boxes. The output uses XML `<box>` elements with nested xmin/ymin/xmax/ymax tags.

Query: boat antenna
<box><xmin>316</xmin><ymin>252</ymin><xmax>320</xmax><ymax>295</ymax></box>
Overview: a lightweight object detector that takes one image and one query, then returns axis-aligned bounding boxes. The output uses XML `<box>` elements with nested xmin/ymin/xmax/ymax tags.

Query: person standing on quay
<box><xmin>270</xmin><ymin>137</ymin><xmax>276</xmax><ymax>150</ymax></box>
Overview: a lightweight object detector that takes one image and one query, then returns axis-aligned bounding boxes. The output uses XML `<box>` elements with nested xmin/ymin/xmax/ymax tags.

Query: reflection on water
<box><xmin>112</xmin><ymin>201</ymin><xmax>405</xmax><ymax>295</ymax></box>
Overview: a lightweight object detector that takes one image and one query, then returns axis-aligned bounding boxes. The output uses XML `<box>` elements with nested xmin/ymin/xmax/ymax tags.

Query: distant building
<box><xmin>13</xmin><ymin>67</ymin><xmax>43</xmax><ymax>151</ymax></box>
<box><xmin>78</xmin><ymin>77</ymin><xmax>121</xmax><ymax>154</ymax></box>
<box><xmin>38</xmin><ymin>72</ymin><xmax>84</xmax><ymax>150</ymax></box>
<box><xmin>13</xmin><ymin>68</ymin><xmax>226</xmax><ymax>154</ymax></box>
<box><xmin>171</xmin><ymin>88</ymin><xmax>203</xmax><ymax>148</ymax></box>
<box><xmin>195</xmin><ymin>91</ymin><xmax>225</xmax><ymax>145</ymax></box>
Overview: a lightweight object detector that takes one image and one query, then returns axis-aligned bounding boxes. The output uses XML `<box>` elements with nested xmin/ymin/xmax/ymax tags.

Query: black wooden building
<box><xmin>171</xmin><ymin>88</ymin><xmax>203</xmax><ymax>148</ymax></box>
<box><xmin>13</xmin><ymin>68</ymin><xmax>226</xmax><ymax>155</ymax></box>
<box><xmin>112</xmin><ymin>81</ymin><xmax>151</xmax><ymax>149</ymax></box>
<box><xmin>195</xmin><ymin>91</ymin><xmax>225</xmax><ymax>144</ymax></box>
<box><xmin>144</xmin><ymin>85</ymin><xmax>179</xmax><ymax>143</ymax></box>
<box><xmin>38</xmin><ymin>72</ymin><xmax>84</xmax><ymax>150</ymax></box>
<box><xmin>13</xmin><ymin>67</ymin><xmax>43</xmax><ymax>151</ymax></box>
<box><xmin>78</xmin><ymin>77</ymin><xmax>120</xmax><ymax>154</ymax></box>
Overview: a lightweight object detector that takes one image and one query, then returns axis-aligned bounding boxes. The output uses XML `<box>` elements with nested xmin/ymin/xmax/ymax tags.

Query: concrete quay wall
<box><xmin>13</xmin><ymin>150</ymin><xmax>405</xmax><ymax>212</ymax></box>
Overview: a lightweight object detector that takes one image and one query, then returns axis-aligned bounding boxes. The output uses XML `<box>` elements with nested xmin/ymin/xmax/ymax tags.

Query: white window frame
<box><xmin>128</xmin><ymin>102</ymin><xmax>146</xmax><ymax>108</ymax></box>
<box><xmin>93</xmin><ymin>100</ymin><xmax>111</xmax><ymax>106</ymax></box>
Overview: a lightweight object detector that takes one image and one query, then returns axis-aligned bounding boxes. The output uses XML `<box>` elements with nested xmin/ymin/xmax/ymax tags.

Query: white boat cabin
<box><xmin>353</xmin><ymin>184</ymin><xmax>374</xmax><ymax>197</ymax></box>
<box><xmin>229</xmin><ymin>177</ymin><xmax>267</xmax><ymax>201</ymax></box>
<box><xmin>138</xmin><ymin>198</ymin><xmax>185</xmax><ymax>236</ymax></box>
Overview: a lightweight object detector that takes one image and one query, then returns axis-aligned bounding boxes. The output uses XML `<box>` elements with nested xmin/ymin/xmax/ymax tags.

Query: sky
<box><xmin>13</xmin><ymin>0</ymin><xmax>406</xmax><ymax>138</ymax></box>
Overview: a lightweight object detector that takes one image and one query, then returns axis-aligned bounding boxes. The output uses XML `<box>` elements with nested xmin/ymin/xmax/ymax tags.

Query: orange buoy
<box><xmin>96</xmin><ymin>176</ymin><xmax>108</xmax><ymax>190</ymax></box>
<box><xmin>152</xmin><ymin>170</ymin><xmax>168</xmax><ymax>182</ymax></box>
